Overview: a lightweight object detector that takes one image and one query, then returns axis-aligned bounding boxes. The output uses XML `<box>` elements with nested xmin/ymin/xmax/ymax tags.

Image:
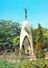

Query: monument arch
<box><xmin>20</xmin><ymin>9</ymin><xmax>35</xmax><ymax>58</ymax></box>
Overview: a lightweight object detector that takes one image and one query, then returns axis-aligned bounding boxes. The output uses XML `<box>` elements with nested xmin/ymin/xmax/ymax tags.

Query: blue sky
<box><xmin>0</xmin><ymin>0</ymin><xmax>48</xmax><ymax>28</ymax></box>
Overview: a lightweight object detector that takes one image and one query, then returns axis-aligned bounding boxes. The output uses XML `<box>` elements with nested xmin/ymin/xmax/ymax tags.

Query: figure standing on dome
<box><xmin>24</xmin><ymin>8</ymin><xmax>27</xmax><ymax>20</ymax></box>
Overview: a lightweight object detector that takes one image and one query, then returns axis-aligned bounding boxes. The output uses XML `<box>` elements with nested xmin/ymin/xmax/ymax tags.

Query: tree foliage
<box><xmin>0</xmin><ymin>20</ymin><xmax>48</xmax><ymax>53</ymax></box>
<box><xmin>0</xmin><ymin>20</ymin><xmax>21</xmax><ymax>51</ymax></box>
<box><xmin>35</xmin><ymin>23</ymin><xmax>45</xmax><ymax>58</ymax></box>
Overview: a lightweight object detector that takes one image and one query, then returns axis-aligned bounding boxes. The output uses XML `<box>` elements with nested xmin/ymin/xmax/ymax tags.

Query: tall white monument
<box><xmin>20</xmin><ymin>9</ymin><xmax>35</xmax><ymax>58</ymax></box>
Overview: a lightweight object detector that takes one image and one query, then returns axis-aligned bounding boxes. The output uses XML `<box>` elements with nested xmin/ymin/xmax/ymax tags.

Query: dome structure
<box><xmin>20</xmin><ymin>20</ymin><xmax>34</xmax><ymax>56</ymax></box>
<box><xmin>20</xmin><ymin>9</ymin><xmax>35</xmax><ymax>58</ymax></box>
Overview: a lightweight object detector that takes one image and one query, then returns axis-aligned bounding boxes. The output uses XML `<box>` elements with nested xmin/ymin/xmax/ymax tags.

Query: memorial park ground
<box><xmin>0</xmin><ymin>20</ymin><xmax>48</xmax><ymax>68</ymax></box>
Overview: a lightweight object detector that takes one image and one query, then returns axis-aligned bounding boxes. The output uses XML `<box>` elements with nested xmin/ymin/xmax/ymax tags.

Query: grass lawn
<box><xmin>0</xmin><ymin>58</ymin><xmax>48</xmax><ymax>68</ymax></box>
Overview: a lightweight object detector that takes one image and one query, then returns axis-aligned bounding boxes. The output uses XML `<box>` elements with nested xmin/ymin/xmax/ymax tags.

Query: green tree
<box><xmin>35</xmin><ymin>23</ymin><xmax>45</xmax><ymax>58</ymax></box>
<box><xmin>0</xmin><ymin>20</ymin><xmax>21</xmax><ymax>51</ymax></box>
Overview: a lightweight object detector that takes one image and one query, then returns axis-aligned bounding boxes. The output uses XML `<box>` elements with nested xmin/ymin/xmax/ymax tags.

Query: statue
<box><xmin>24</xmin><ymin>8</ymin><xmax>27</xmax><ymax>20</ymax></box>
<box><xmin>20</xmin><ymin>9</ymin><xmax>36</xmax><ymax>59</ymax></box>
